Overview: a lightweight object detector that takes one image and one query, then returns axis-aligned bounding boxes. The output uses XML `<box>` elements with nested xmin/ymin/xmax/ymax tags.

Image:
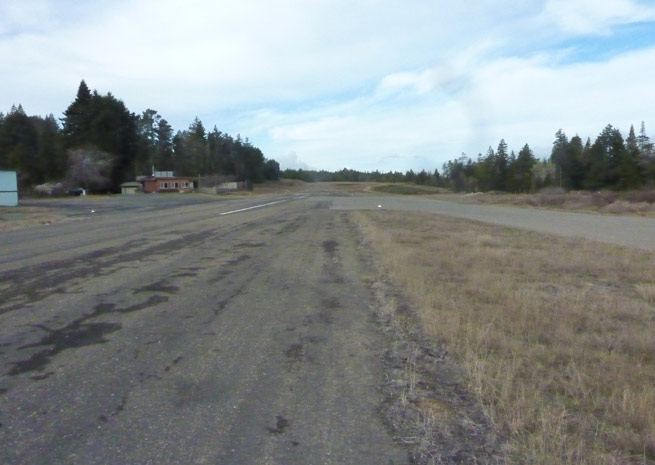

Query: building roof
<box><xmin>120</xmin><ymin>181</ymin><xmax>142</xmax><ymax>187</ymax></box>
<box><xmin>139</xmin><ymin>176</ymin><xmax>191</xmax><ymax>181</ymax></box>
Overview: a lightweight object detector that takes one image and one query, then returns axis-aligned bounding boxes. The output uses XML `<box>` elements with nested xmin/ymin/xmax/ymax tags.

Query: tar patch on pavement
<box><xmin>133</xmin><ymin>280</ymin><xmax>180</xmax><ymax>295</ymax></box>
<box><xmin>267</xmin><ymin>415</ymin><xmax>291</xmax><ymax>435</ymax></box>
<box><xmin>285</xmin><ymin>343</ymin><xmax>303</xmax><ymax>361</ymax></box>
<box><xmin>9</xmin><ymin>321</ymin><xmax>122</xmax><ymax>375</ymax></box>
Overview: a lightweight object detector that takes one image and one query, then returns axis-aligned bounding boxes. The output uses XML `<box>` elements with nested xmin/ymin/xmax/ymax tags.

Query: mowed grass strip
<box><xmin>353</xmin><ymin>211</ymin><xmax>655</xmax><ymax>465</ymax></box>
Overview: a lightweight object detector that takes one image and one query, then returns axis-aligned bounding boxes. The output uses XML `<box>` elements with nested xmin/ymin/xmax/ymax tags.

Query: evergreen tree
<box><xmin>475</xmin><ymin>147</ymin><xmax>496</xmax><ymax>191</ymax></box>
<box><xmin>636</xmin><ymin>121</ymin><xmax>655</xmax><ymax>185</ymax></box>
<box><xmin>511</xmin><ymin>144</ymin><xmax>536</xmax><ymax>192</ymax></box>
<box><xmin>36</xmin><ymin>114</ymin><xmax>65</xmax><ymax>181</ymax></box>
<box><xmin>565</xmin><ymin>135</ymin><xmax>584</xmax><ymax>190</ymax></box>
<box><xmin>416</xmin><ymin>169</ymin><xmax>429</xmax><ymax>185</ymax></box>
<box><xmin>61</xmin><ymin>80</ymin><xmax>93</xmax><ymax>148</ymax></box>
<box><xmin>0</xmin><ymin>112</ymin><xmax>7</xmax><ymax>170</ymax></box>
<box><xmin>173</xmin><ymin>130</ymin><xmax>190</xmax><ymax>175</ymax></box>
<box><xmin>1</xmin><ymin>105</ymin><xmax>41</xmax><ymax>185</ymax></box>
<box><xmin>583</xmin><ymin>125</ymin><xmax>624</xmax><ymax>189</ymax></box>
<box><xmin>616</xmin><ymin>125</ymin><xmax>642</xmax><ymax>189</ymax></box>
<box><xmin>154</xmin><ymin>118</ymin><xmax>174</xmax><ymax>171</ymax></box>
<box><xmin>135</xmin><ymin>109</ymin><xmax>160</xmax><ymax>174</ymax></box>
<box><xmin>550</xmin><ymin>129</ymin><xmax>568</xmax><ymax>188</ymax></box>
<box><xmin>61</xmin><ymin>82</ymin><xmax>139</xmax><ymax>190</ymax></box>
<box><xmin>637</xmin><ymin>121</ymin><xmax>653</xmax><ymax>155</ymax></box>
<box><xmin>263</xmin><ymin>159</ymin><xmax>280</xmax><ymax>180</ymax></box>
<box><xmin>179</xmin><ymin>117</ymin><xmax>208</xmax><ymax>175</ymax></box>
<box><xmin>89</xmin><ymin>91</ymin><xmax>138</xmax><ymax>189</ymax></box>
<box><xmin>432</xmin><ymin>168</ymin><xmax>441</xmax><ymax>187</ymax></box>
<box><xmin>495</xmin><ymin>139</ymin><xmax>509</xmax><ymax>191</ymax></box>
<box><xmin>208</xmin><ymin>126</ymin><xmax>233</xmax><ymax>176</ymax></box>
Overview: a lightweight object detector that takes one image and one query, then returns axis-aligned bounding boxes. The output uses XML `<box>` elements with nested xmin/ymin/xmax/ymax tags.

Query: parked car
<box><xmin>67</xmin><ymin>187</ymin><xmax>84</xmax><ymax>196</ymax></box>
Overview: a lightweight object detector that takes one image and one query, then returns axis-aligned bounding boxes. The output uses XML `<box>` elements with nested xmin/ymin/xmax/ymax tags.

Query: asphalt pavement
<box><xmin>0</xmin><ymin>194</ymin><xmax>409</xmax><ymax>465</ymax></box>
<box><xmin>330</xmin><ymin>195</ymin><xmax>655</xmax><ymax>251</ymax></box>
<box><xmin>2</xmin><ymin>190</ymin><xmax>654</xmax><ymax>465</ymax></box>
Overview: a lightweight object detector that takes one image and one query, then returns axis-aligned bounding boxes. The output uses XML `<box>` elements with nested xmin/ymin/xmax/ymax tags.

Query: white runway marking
<box><xmin>219</xmin><ymin>199</ymin><xmax>288</xmax><ymax>216</ymax></box>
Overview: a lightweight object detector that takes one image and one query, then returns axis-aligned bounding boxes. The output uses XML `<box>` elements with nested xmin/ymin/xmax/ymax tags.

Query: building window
<box><xmin>183</xmin><ymin>182</ymin><xmax>188</xmax><ymax>188</ymax></box>
<box><xmin>173</xmin><ymin>182</ymin><xmax>179</xmax><ymax>188</ymax></box>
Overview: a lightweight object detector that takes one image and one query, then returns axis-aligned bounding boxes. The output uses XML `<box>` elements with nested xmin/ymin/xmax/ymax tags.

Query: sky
<box><xmin>1</xmin><ymin>0</ymin><xmax>655</xmax><ymax>172</ymax></box>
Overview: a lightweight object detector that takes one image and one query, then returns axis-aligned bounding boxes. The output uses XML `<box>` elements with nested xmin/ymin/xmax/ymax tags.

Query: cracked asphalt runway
<box><xmin>0</xmin><ymin>193</ymin><xmax>409</xmax><ymax>465</ymax></box>
<box><xmin>2</xmin><ymin>188</ymin><xmax>653</xmax><ymax>464</ymax></box>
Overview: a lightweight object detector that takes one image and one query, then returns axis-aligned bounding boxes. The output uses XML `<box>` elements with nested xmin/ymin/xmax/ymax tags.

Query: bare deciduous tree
<box><xmin>66</xmin><ymin>148</ymin><xmax>113</xmax><ymax>192</ymax></box>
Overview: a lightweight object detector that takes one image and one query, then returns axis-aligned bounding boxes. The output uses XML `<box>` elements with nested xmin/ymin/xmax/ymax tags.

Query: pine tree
<box><xmin>584</xmin><ymin>125</ymin><xmax>623</xmax><ymax>189</ymax></box>
<box><xmin>565</xmin><ymin>135</ymin><xmax>584</xmax><ymax>190</ymax></box>
<box><xmin>616</xmin><ymin>125</ymin><xmax>642</xmax><ymax>189</ymax></box>
<box><xmin>512</xmin><ymin>144</ymin><xmax>536</xmax><ymax>192</ymax></box>
<box><xmin>1</xmin><ymin>105</ymin><xmax>40</xmax><ymax>185</ymax></box>
<box><xmin>495</xmin><ymin>139</ymin><xmax>509</xmax><ymax>191</ymax></box>
<box><xmin>61</xmin><ymin>80</ymin><xmax>93</xmax><ymax>148</ymax></box>
<box><xmin>186</xmin><ymin>117</ymin><xmax>208</xmax><ymax>175</ymax></box>
<box><xmin>136</xmin><ymin>109</ymin><xmax>160</xmax><ymax>174</ymax></box>
<box><xmin>550</xmin><ymin>129</ymin><xmax>568</xmax><ymax>188</ymax></box>
<box><xmin>637</xmin><ymin>121</ymin><xmax>653</xmax><ymax>155</ymax></box>
<box><xmin>37</xmin><ymin>114</ymin><xmax>65</xmax><ymax>181</ymax></box>
<box><xmin>155</xmin><ymin>118</ymin><xmax>174</xmax><ymax>171</ymax></box>
<box><xmin>636</xmin><ymin>122</ymin><xmax>655</xmax><ymax>185</ymax></box>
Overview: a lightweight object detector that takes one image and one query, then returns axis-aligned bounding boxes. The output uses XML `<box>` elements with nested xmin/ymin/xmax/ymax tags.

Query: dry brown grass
<box><xmin>452</xmin><ymin>189</ymin><xmax>655</xmax><ymax>216</ymax></box>
<box><xmin>353</xmin><ymin>211</ymin><xmax>655</xmax><ymax>464</ymax></box>
<box><xmin>0</xmin><ymin>206</ymin><xmax>68</xmax><ymax>231</ymax></box>
<box><xmin>250</xmin><ymin>180</ymin><xmax>384</xmax><ymax>196</ymax></box>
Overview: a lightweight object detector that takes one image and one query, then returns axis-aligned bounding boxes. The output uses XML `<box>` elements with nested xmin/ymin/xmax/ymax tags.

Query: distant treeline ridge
<box><xmin>284</xmin><ymin>123</ymin><xmax>655</xmax><ymax>192</ymax></box>
<box><xmin>0</xmin><ymin>80</ymin><xmax>280</xmax><ymax>193</ymax></box>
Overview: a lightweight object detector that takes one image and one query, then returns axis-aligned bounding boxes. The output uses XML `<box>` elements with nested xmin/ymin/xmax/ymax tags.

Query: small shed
<box><xmin>120</xmin><ymin>181</ymin><xmax>142</xmax><ymax>194</ymax></box>
<box><xmin>0</xmin><ymin>171</ymin><xmax>18</xmax><ymax>206</ymax></box>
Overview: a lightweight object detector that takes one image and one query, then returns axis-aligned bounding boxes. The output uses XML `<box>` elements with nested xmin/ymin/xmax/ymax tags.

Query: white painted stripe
<box><xmin>219</xmin><ymin>199</ymin><xmax>288</xmax><ymax>216</ymax></box>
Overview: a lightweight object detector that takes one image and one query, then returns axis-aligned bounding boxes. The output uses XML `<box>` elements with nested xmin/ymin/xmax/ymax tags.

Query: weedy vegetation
<box><xmin>353</xmin><ymin>211</ymin><xmax>655</xmax><ymax>464</ymax></box>
<box><xmin>456</xmin><ymin>188</ymin><xmax>655</xmax><ymax>216</ymax></box>
<box><xmin>0</xmin><ymin>206</ymin><xmax>66</xmax><ymax>231</ymax></box>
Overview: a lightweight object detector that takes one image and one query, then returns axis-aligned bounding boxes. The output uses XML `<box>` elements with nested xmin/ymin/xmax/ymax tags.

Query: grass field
<box><xmin>0</xmin><ymin>206</ymin><xmax>67</xmax><ymax>231</ymax></box>
<box><xmin>369</xmin><ymin>184</ymin><xmax>446</xmax><ymax>195</ymax></box>
<box><xmin>454</xmin><ymin>189</ymin><xmax>655</xmax><ymax>216</ymax></box>
<box><xmin>353</xmin><ymin>211</ymin><xmax>655</xmax><ymax>464</ymax></box>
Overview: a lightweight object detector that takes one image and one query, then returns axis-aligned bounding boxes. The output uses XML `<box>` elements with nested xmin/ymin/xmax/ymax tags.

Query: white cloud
<box><xmin>1</xmin><ymin>1</ymin><xmax>654</xmax><ymax>173</ymax></box>
<box><xmin>0</xmin><ymin>0</ymin><xmax>53</xmax><ymax>35</ymax></box>
<box><xmin>540</xmin><ymin>0</ymin><xmax>655</xmax><ymax>35</ymax></box>
<box><xmin>253</xmin><ymin>45</ymin><xmax>655</xmax><ymax>171</ymax></box>
<box><xmin>0</xmin><ymin>1</ymin><xmax>533</xmax><ymax>115</ymax></box>
<box><xmin>275</xmin><ymin>152</ymin><xmax>314</xmax><ymax>170</ymax></box>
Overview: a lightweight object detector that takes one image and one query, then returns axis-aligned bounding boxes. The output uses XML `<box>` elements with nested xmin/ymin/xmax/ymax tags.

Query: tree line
<box><xmin>284</xmin><ymin>122</ymin><xmax>655</xmax><ymax>193</ymax></box>
<box><xmin>0</xmin><ymin>80</ymin><xmax>280</xmax><ymax>193</ymax></box>
<box><xmin>442</xmin><ymin>123</ymin><xmax>655</xmax><ymax>192</ymax></box>
<box><xmin>282</xmin><ymin>167</ymin><xmax>440</xmax><ymax>185</ymax></box>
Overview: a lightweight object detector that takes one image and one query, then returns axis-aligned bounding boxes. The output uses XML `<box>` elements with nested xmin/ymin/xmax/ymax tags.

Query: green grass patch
<box><xmin>371</xmin><ymin>183</ymin><xmax>443</xmax><ymax>195</ymax></box>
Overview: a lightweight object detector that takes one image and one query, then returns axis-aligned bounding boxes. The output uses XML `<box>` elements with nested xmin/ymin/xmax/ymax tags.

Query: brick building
<box><xmin>139</xmin><ymin>176</ymin><xmax>194</xmax><ymax>193</ymax></box>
